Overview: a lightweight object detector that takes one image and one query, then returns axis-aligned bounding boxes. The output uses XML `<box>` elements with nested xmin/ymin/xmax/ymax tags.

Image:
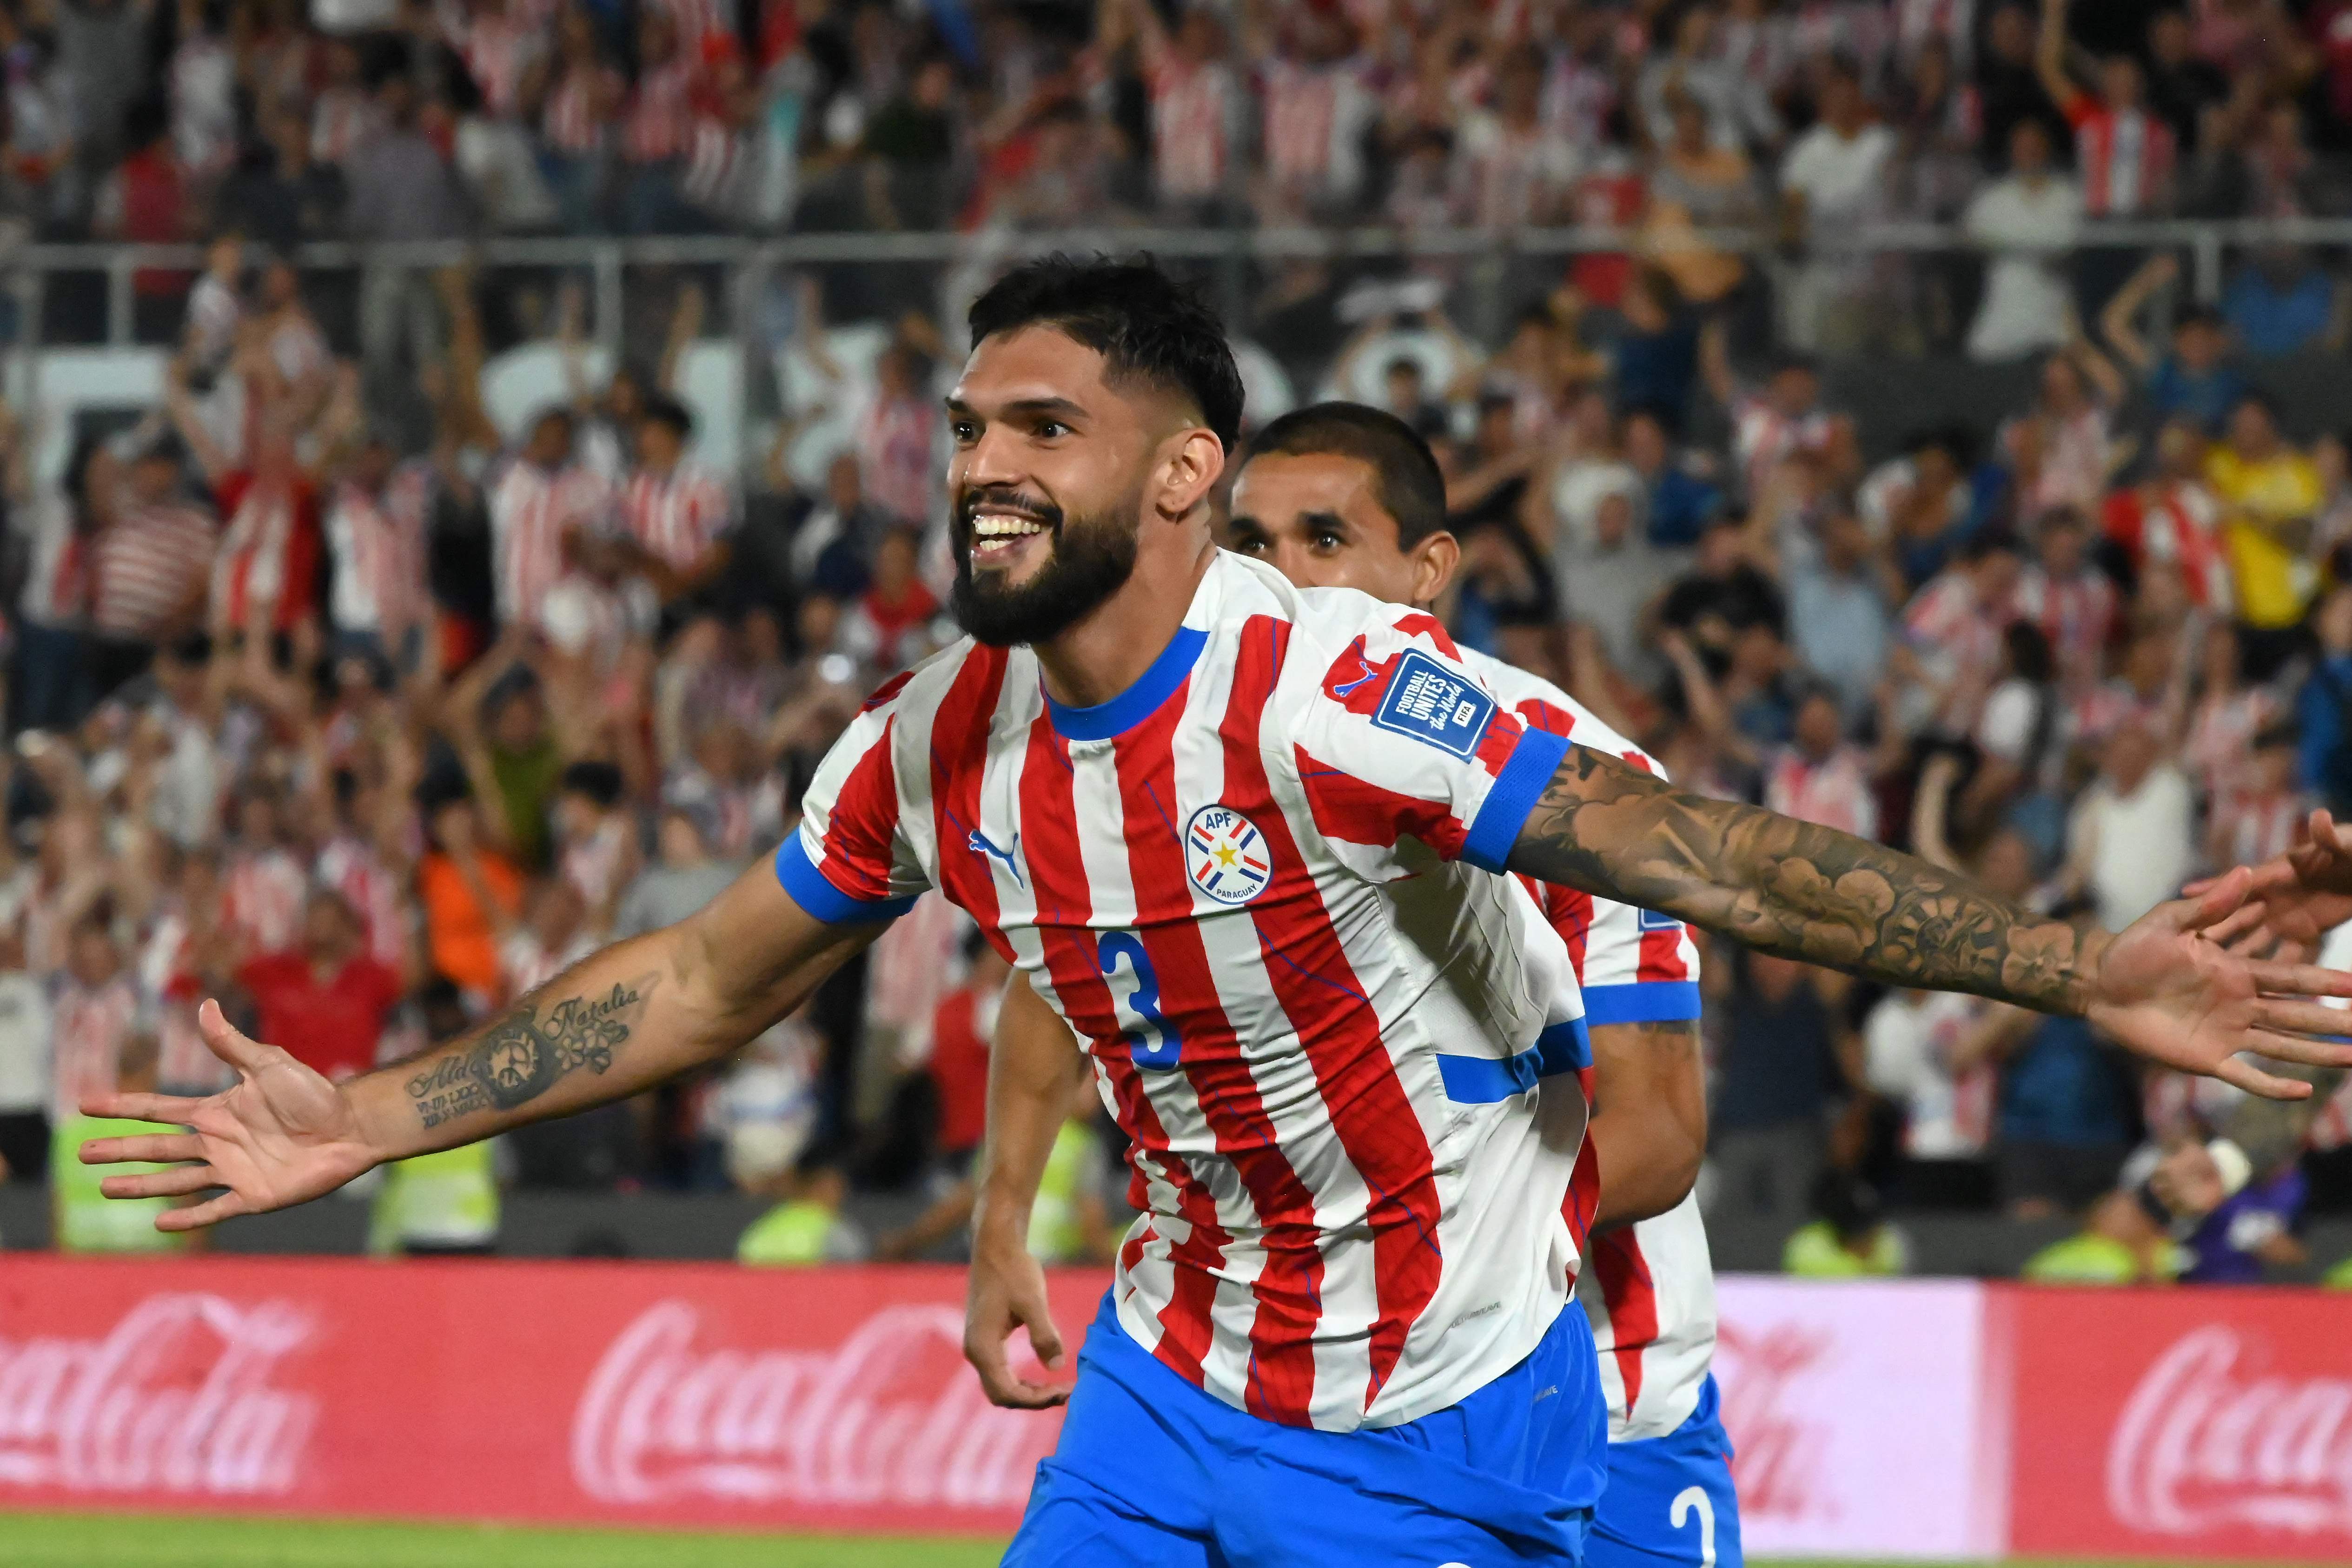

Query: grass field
<box><xmin>4</xmin><ymin>1516</ymin><xmax>2302</xmax><ymax>1568</ymax></box>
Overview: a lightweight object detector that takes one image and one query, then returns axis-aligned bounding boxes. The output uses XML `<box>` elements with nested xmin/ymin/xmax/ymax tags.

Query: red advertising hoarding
<box><xmin>0</xmin><ymin>1256</ymin><xmax>1103</xmax><ymax>1534</ymax></box>
<box><xmin>2002</xmin><ymin>1285</ymin><xmax>2352</xmax><ymax>1562</ymax></box>
<box><xmin>9</xmin><ymin>1255</ymin><xmax>2350</xmax><ymax>1558</ymax></box>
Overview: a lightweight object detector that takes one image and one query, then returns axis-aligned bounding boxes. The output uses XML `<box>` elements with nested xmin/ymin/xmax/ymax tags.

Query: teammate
<box><xmin>1219</xmin><ymin>401</ymin><xmax>1734</xmax><ymax>1568</ymax></box>
<box><xmin>80</xmin><ymin>258</ymin><xmax>2352</xmax><ymax>1568</ymax></box>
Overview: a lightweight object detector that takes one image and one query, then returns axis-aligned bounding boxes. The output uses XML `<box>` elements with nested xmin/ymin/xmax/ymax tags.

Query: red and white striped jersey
<box><xmin>92</xmin><ymin>503</ymin><xmax>217</xmax><ymax>642</ymax></box>
<box><xmin>210</xmin><ymin>472</ymin><xmax>321</xmax><ymax>635</ymax></box>
<box><xmin>326</xmin><ymin>463</ymin><xmax>433</xmax><ymax>640</ymax></box>
<box><xmin>2103</xmin><ymin>481</ymin><xmax>2230</xmax><ymax>612</ymax></box>
<box><xmin>489</xmin><ymin>459</ymin><xmax>613</xmax><ymax>629</ymax></box>
<box><xmin>1764</xmin><ymin>744</ymin><xmax>1881</xmax><ymax>840</ymax></box>
<box><xmin>224</xmin><ymin>847</ymin><xmax>309</xmax><ymax>956</ymax></box>
<box><xmin>439</xmin><ymin>0</ymin><xmax>545</xmax><ymax>120</ymax></box>
<box><xmin>622</xmin><ymin>56</ymin><xmax>697</xmax><ymax>164</ymax></box>
<box><xmin>1145</xmin><ymin>55</ymin><xmax>1237</xmax><ymax>204</ymax></box>
<box><xmin>1731</xmin><ymin>391</ymin><xmax>1838</xmax><ymax>503</ymax></box>
<box><xmin>1259</xmin><ymin>56</ymin><xmax>1374</xmax><ymax>207</ymax></box>
<box><xmin>620</xmin><ymin>459</ymin><xmax>734</xmax><ymax>572</ymax></box>
<box><xmin>317</xmin><ymin>835</ymin><xmax>411</xmax><ymax>971</ymax></box>
<box><xmin>2011</xmin><ymin>563</ymin><xmax>2118</xmax><ymax>687</ymax></box>
<box><xmin>2063</xmin><ymin>95</ymin><xmax>2174</xmax><ymax>218</ymax></box>
<box><xmin>50</xmin><ymin>974</ymin><xmax>147</xmax><ymax>1122</ymax></box>
<box><xmin>2214</xmin><ymin>787</ymin><xmax>2313</xmax><ymax>868</ymax></box>
<box><xmin>1463</xmin><ymin>653</ymin><xmax>1716</xmax><ymax>1447</ymax></box>
<box><xmin>784</xmin><ymin>555</ymin><xmax>1594</xmax><ymax>1431</ymax></box>
<box><xmin>542</xmin><ymin>62</ymin><xmax>622</xmax><ymax>153</ymax></box>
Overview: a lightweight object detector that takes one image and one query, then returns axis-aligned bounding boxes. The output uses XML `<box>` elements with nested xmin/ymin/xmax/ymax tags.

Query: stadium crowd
<box><xmin>0</xmin><ymin>0</ymin><xmax>2350</xmax><ymax>1284</ymax></box>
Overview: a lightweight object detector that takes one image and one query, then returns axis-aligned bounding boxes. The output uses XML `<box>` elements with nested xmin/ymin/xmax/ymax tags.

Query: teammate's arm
<box><xmin>965</xmin><ymin>971</ymin><xmax>1088</xmax><ymax>1410</ymax></box>
<box><xmin>79</xmin><ymin>860</ymin><xmax>884</xmax><ymax>1229</ymax></box>
<box><xmin>1504</xmin><ymin>743</ymin><xmax>2352</xmax><ymax>1098</ymax></box>
<box><xmin>1586</xmin><ymin>1019</ymin><xmax>1705</xmax><ymax>1230</ymax></box>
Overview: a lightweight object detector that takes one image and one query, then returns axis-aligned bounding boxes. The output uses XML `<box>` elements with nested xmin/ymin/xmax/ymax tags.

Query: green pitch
<box><xmin>6</xmin><ymin>1514</ymin><xmax>1008</xmax><ymax>1568</ymax></box>
<box><xmin>2</xmin><ymin>1517</ymin><xmax>2303</xmax><ymax>1568</ymax></box>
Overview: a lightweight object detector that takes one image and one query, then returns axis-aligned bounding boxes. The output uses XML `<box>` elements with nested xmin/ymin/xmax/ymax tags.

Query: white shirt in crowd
<box><xmin>2067</xmin><ymin>761</ymin><xmax>2195</xmax><ymax>933</ymax></box>
<box><xmin>1864</xmin><ymin>989</ymin><xmax>1994</xmax><ymax>1159</ymax></box>
<box><xmin>0</xmin><ymin>970</ymin><xmax>52</xmax><ymax>1115</ymax></box>
<box><xmin>1964</xmin><ymin>173</ymin><xmax>2083</xmax><ymax>362</ymax></box>
<box><xmin>1781</xmin><ymin>120</ymin><xmax>1895</xmax><ymax>229</ymax></box>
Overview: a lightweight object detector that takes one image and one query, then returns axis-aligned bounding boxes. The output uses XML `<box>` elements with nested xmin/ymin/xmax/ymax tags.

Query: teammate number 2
<box><xmin>1097</xmin><ymin>932</ymin><xmax>1184</xmax><ymax>1070</ymax></box>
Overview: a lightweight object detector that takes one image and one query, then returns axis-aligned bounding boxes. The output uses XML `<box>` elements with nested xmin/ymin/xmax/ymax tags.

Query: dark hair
<box><xmin>560</xmin><ymin>759</ymin><xmax>626</xmax><ymax>808</ymax></box>
<box><xmin>966</xmin><ymin>255</ymin><xmax>1246</xmax><ymax>451</ymax></box>
<box><xmin>2003</xmin><ymin>618</ymin><xmax>2055</xmax><ymax>683</ymax></box>
<box><xmin>1963</xmin><ymin>528</ymin><xmax>2024</xmax><ymax>563</ymax></box>
<box><xmin>641</xmin><ymin>394</ymin><xmax>694</xmax><ymax>439</ymax></box>
<box><xmin>2176</xmin><ymin>303</ymin><xmax>2225</xmax><ymax>332</ymax></box>
<box><xmin>62</xmin><ymin>431</ymin><xmax>110</xmax><ymax>517</ymax></box>
<box><xmin>1244</xmin><ymin>402</ymin><xmax>1451</xmax><ymax>549</ymax></box>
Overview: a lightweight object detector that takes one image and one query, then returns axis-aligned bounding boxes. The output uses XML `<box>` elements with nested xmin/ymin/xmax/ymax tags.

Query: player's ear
<box><xmin>1153</xmin><ymin>428</ymin><xmax>1226</xmax><ymax>522</ymax></box>
<box><xmin>1409</xmin><ymin>530</ymin><xmax>1460</xmax><ymax>607</ymax></box>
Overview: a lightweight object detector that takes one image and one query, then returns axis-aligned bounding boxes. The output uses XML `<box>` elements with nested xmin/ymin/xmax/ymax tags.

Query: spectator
<box><xmin>415</xmin><ymin>786</ymin><xmax>525</xmax><ymax>1008</ymax></box>
<box><xmin>1865</xmin><ymin>985</ymin><xmax>1998</xmax><ymax>1205</ymax></box>
<box><xmin>620</xmin><ymin>396</ymin><xmax>735</xmax><ymax>608</ymax></box>
<box><xmin>1778</xmin><ymin>57</ymin><xmax>1896</xmax><ymax>354</ymax></box>
<box><xmin>2011</xmin><ymin>506</ymin><xmax>2117</xmax><ymax>689</ymax></box>
<box><xmin>2220</xmin><ymin>246</ymin><xmax>2346</xmax><ymax>359</ymax></box>
<box><xmin>837</xmin><ymin>527</ymin><xmax>942</xmax><ymax>675</ymax></box>
<box><xmin>1623</xmin><ymin>409</ymin><xmax>1721</xmax><ymax>548</ymax></box>
<box><xmin>1963</xmin><ymin>118</ymin><xmax>2082</xmax><ymax>361</ymax></box>
<box><xmin>2299</xmin><ymin>585</ymin><xmax>2352</xmax><ymax>814</ymax></box>
<box><xmin>1984</xmin><ymin>1000</ymin><xmax>2136</xmax><ymax>1218</ymax></box>
<box><xmin>233</xmin><ymin>889</ymin><xmax>404</xmax><ymax>1081</ymax></box>
<box><xmin>614</xmin><ymin>804</ymin><xmax>735</xmax><ymax>937</ymax></box>
<box><xmin>1707</xmin><ymin>948</ymin><xmax>1859</xmax><ymax>1244</ymax></box>
<box><xmin>2102</xmin><ymin>417</ymin><xmax>2230</xmax><ymax>612</ymax></box>
<box><xmin>2062</xmin><ymin>718</ymin><xmax>2195</xmax><ymax>933</ymax></box>
<box><xmin>489</xmin><ymin>409</ymin><xmax>615</xmax><ymax>636</ymax></box>
<box><xmin>1556</xmin><ymin>484</ymin><xmax>1681</xmax><ymax>688</ymax></box>
<box><xmin>1782</xmin><ymin>1171</ymin><xmax>1911</xmax><ymax>1277</ymax></box>
<box><xmin>1787</xmin><ymin>506</ymin><xmax>1893</xmax><ymax>719</ymax></box>
<box><xmin>2100</xmin><ymin>255</ymin><xmax>2246</xmax><ymax>432</ymax></box>
<box><xmin>1764</xmin><ymin>683</ymin><xmax>1882</xmax><ymax>838</ymax></box>
<box><xmin>554</xmin><ymin>760</ymin><xmax>638</xmax><ymax>939</ymax></box>
<box><xmin>2209</xmin><ymin>722</ymin><xmax>2311</xmax><ymax>870</ymax></box>
<box><xmin>0</xmin><ymin>921</ymin><xmax>51</xmax><ymax>1184</ymax></box>
<box><xmin>90</xmin><ymin>440</ymin><xmax>217</xmax><ymax>697</ymax></box>
<box><xmin>347</xmin><ymin>78</ymin><xmax>468</xmax><ymax>392</ymax></box>
<box><xmin>2206</xmin><ymin>393</ymin><xmax>2323</xmax><ymax>672</ymax></box>
<box><xmin>2034</xmin><ymin>0</ymin><xmax>2174</xmax><ymax>246</ymax></box>
<box><xmin>1611</xmin><ymin>275</ymin><xmax>1706</xmax><ymax>438</ymax></box>
<box><xmin>1643</xmin><ymin>91</ymin><xmax>1765</xmax><ymax>323</ymax></box>
<box><xmin>738</xmin><ymin>1141</ymin><xmax>868</xmax><ymax>1264</ymax></box>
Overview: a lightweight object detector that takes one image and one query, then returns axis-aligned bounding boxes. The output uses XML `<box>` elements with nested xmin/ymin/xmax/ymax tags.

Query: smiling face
<box><xmin>945</xmin><ymin>325</ymin><xmax>1202</xmax><ymax>647</ymax></box>
<box><xmin>1226</xmin><ymin>451</ymin><xmax>1454</xmax><ymax>608</ymax></box>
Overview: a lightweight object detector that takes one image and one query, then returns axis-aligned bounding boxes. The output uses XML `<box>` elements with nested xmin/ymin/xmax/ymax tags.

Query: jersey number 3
<box><xmin>1097</xmin><ymin>933</ymin><xmax>1183</xmax><ymax>1070</ymax></box>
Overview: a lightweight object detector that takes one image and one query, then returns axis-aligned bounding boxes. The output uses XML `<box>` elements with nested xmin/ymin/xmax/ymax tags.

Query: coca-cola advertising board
<box><xmin>0</xmin><ymin>1256</ymin><xmax>1102</xmax><ymax>1532</ymax></box>
<box><xmin>1713</xmin><ymin>1277</ymin><xmax>2002</xmax><ymax>1560</ymax></box>
<box><xmin>2003</xmin><ymin>1286</ymin><xmax>2352</xmax><ymax>1561</ymax></box>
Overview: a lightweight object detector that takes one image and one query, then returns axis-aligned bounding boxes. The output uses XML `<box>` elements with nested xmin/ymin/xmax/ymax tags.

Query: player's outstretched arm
<box><xmin>78</xmin><ymin>860</ymin><xmax>886</xmax><ymax>1230</ymax></box>
<box><xmin>966</xmin><ymin>972</ymin><xmax>1088</xmax><ymax>1410</ymax></box>
<box><xmin>1506</xmin><ymin>745</ymin><xmax>2352</xmax><ymax>1100</ymax></box>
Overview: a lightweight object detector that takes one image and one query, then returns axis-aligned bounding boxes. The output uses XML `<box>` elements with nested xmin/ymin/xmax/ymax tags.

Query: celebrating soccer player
<box><xmin>82</xmin><ymin>258</ymin><xmax>2352</xmax><ymax>1568</ymax></box>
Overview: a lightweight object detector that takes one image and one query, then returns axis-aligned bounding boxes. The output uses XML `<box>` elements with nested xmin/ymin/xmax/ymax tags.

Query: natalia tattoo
<box><xmin>406</xmin><ymin>978</ymin><xmax>656</xmax><ymax>1129</ymax></box>
<box><xmin>1511</xmin><ymin>747</ymin><xmax>2094</xmax><ymax>1013</ymax></box>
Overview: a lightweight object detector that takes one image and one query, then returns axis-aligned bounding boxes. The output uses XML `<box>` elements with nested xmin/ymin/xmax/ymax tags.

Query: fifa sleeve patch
<box><xmin>1369</xmin><ymin>648</ymin><xmax>1496</xmax><ymax>760</ymax></box>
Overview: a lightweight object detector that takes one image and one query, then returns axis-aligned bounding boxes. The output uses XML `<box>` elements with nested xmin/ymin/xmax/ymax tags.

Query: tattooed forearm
<box><xmin>406</xmin><ymin>978</ymin><xmax>657</xmax><ymax>1129</ymax></box>
<box><xmin>1511</xmin><ymin>747</ymin><xmax>2103</xmax><ymax>1013</ymax></box>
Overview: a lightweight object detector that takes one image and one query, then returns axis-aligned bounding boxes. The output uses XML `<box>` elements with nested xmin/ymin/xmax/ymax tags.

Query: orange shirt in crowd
<box><xmin>417</xmin><ymin>851</ymin><xmax>524</xmax><ymax>996</ymax></box>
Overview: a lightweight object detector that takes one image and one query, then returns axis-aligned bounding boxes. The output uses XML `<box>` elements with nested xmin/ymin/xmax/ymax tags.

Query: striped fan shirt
<box><xmin>489</xmin><ymin>459</ymin><xmax>613</xmax><ymax>630</ymax></box>
<box><xmin>92</xmin><ymin>502</ymin><xmax>216</xmax><ymax>642</ymax></box>
<box><xmin>620</xmin><ymin>459</ymin><xmax>734</xmax><ymax>573</ymax></box>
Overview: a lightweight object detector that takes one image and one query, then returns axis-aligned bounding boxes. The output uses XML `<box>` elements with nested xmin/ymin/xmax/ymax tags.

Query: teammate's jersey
<box><xmin>1462</xmin><ymin>648</ymin><xmax>1722</xmax><ymax>1447</ymax></box>
<box><xmin>785</xmin><ymin>551</ymin><xmax>1591</xmax><ymax>1433</ymax></box>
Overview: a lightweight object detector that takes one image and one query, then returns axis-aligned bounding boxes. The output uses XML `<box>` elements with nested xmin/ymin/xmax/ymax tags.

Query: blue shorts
<box><xmin>1006</xmin><ymin>1293</ymin><xmax>1610</xmax><ymax>1567</ymax></box>
<box><xmin>1585</xmin><ymin>1376</ymin><xmax>1742</xmax><ymax>1568</ymax></box>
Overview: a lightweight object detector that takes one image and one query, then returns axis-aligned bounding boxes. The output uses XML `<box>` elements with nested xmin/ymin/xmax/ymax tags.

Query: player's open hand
<box><xmin>2084</xmin><ymin>867</ymin><xmax>2352</xmax><ymax>1100</ymax></box>
<box><xmin>77</xmin><ymin>999</ymin><xmax>381</xmax><ymax>1231</ymax></box>
<box><xmin>964</xmin><ymin>1232</ymin><xmax>1070</xmax><ymax>1410</ymax></box>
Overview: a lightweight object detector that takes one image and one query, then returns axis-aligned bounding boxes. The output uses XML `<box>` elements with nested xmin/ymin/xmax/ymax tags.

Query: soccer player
<box><xmin>81</xmin><ymin>258</ymin><xmax>2352</xmax><ymax>1567</ymax></box>
<box><xmin>1214</xmin><ymin>400</ymin><xmax>1734</xmax><ymax>1568</ymax></box>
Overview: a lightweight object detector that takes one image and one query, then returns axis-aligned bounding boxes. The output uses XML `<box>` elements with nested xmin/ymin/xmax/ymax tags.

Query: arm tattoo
<box><xmin>1512</xmin><ymin>747</ymin><xmax>2098</xmax><ymax>1014</ymax></box>
<box><xmin>405</xmin><ymin>976</ymin><xmax>658</xmax><ymax>1130</ymax></box>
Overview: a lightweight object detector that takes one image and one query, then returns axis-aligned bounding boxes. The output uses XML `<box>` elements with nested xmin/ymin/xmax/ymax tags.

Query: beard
<box><xmin>950</xmin><ymin>484</ymin><xmax>1140</xmax><ymax>648</ymax></box>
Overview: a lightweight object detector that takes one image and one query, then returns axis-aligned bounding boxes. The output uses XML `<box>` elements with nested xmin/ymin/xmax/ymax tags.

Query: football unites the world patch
<box><xmin>1184</xmin><ymin>804</ymin><xmax>1272</xmax><ymax>906</ymax></box>
<box><xmin>1369</xmin><ymin>648</ymin><xmax>1497</xmax><ymax>760</ymax></box>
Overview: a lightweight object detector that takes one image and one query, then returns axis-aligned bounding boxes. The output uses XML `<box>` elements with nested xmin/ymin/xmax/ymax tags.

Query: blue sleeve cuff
<box><xmin>775</xmin><ymin>833</ymin><xmax>919</xmax><ymax>924</ymax></box>
<box><xmin>1582</xmin><ymin>980</ymin><xmax>1703</xmax><ymax>1025</ymax></box>
<box><xmin>1460</xmin><ymin>727</ymin><xmax>1572</xmax><ymax>873</ymax></box>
